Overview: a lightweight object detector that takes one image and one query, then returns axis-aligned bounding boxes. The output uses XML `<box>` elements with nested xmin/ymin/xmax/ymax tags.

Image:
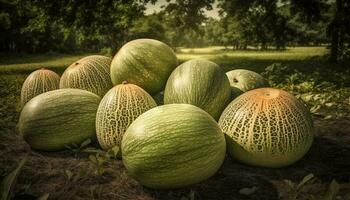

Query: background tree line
<box><xmin>0</xmin><ymin>0</ymin><xmax>349</xmax><ymax>61</ymax></box>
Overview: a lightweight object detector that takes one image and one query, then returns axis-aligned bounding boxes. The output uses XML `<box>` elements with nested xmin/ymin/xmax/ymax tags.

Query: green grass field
<box><xmin>0</xmin><ymin>47</ymin><xmax>333</xmax><ymax>73</ymax></box>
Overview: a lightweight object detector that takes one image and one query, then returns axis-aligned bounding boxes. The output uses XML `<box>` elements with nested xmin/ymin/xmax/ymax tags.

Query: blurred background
<box><xmin>0</xmin><ymin>0</ymin><xmax>349</xmax><ymax>61</ymax></box>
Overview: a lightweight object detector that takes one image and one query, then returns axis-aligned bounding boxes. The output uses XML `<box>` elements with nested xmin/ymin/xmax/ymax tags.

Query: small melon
<box><xmin>96</xmin><ymin>82</ymin><xmax>157</xmax><ymax>150</ymax></box>
<box><xmin>226</xmin><ymin>69</ymin><xmax>268</xmax><ymax>97</ymax></box>
<box><xmin>60</xmin><ymin>55</ymin><xmax>113</xmax><ymax>97</ymax></box>
<box><xmin>20</xmin><ymin>69</ymin><xmax>60</xmax><ymax>107</ymax></box>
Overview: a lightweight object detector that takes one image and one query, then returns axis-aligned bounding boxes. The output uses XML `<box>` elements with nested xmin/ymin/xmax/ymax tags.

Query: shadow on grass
<box><xmin>0</xmin><ymin>52</ymin><xmax>90</xmax><ymax>65</ymax></box>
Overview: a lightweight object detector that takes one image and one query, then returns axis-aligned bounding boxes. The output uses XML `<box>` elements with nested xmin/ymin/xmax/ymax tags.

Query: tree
<box><xmin>32</xmin><ymin>0</ymin><xmax>155</xmax><ymax>52</ymax></box>
<box><xmin>218</xmin><ymin>0</ymin><xmax>292</xmax><ymax>50</ymax></box>
<box><xmin>288</xmin><ymin>0</ymin><xmax>350</xmax><ymax>61</ymax></box>
<box><xmin>162</xmin><ymin>0</ymin><xmax>214</xmax><ymax>48</ymax></box>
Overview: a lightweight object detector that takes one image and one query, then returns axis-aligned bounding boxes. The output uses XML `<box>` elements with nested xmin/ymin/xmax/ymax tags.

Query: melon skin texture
<box><xmin>164</xmin><ymin>59</ymin><xmax>231</xmax><ymax>120</ymax></box>
<box><xmin>226</xmin><ymin>69</ymin><xmax>269</xmax><ymax>98</ymax></box>
<box><xmin>19</xmin><ymin>89</ymin><xmax>101</xmax><ymax>151</ymax></box>
<box><xmin>20</xmin><ymin>69</ymin><xmax>60</xmax><ymax>107</ymax></box>
<box><xmin>96</xmin><ymin>83</ymin><xmax>157</xmax><ymax>150</ymax></box>
<box><xmin>122</xmin><ymin>104</ymin><xmax>226</xmax><ymax>189</ymax></box>
<box><xmin>219</xmin><ymin>88</ymin><xmax>314</xmax><ymax>168</ymax></box>
<box><xmin>110</xmin><ymin>39</ymin><xmax>178</xmax><ymax>94</ymax></box>
<box><xmin>60</xmin><ymin>55</ymin><xmax>113</xmax><ymax>97</ymax></box>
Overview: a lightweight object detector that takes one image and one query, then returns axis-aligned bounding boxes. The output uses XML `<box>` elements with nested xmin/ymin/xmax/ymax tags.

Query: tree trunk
<box><xmin>330</xmin><ymin>0</ymin><xmax>344</xmax><ymax>62</ymax></box>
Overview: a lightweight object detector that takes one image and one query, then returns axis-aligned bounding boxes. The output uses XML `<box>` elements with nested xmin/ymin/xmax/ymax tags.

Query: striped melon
<box><xmin>218</xmin><ymin>88</ymin><xmax>314</xmax><ymax>167</ymax></box>
<box><xmin>60</xmin><ymin>55</ymin><xmax>113</xmax><ymax>97</ymax></box>
<box><xmin>164</xmin><ymin>59</ymin><xmax>231</xmax><ymax>120</ymax></box>
<box><xmin>19</xmin><ymin>89</ymin><xmax>101</xmax><ymax>151</ymax></box>
<box><xmin>96</xmin><ymin>82</ymin><xmax>157</xmax><ymax>150</ymax></box>
<box><xmin>122</xmin><ymin>104</ymin><xmax>226</xmax><ymax>189</ymax></box>
<box><xmin>110</xmin><ymin>39</ymin><xmax>178</xmax><ymax>94</ymax></box>
<box><xmin>226</xmin><ymin>69</ymin><xmax>269</xmax><ymax>97</ymax></box>
<box><xmin>20</xmin><ymin>69</ymin><xmax>60</xmax><ymax>107</ymax></box>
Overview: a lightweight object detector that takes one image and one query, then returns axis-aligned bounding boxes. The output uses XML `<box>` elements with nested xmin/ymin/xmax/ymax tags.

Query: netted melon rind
<box><xmin>20</xmin><ymin>69</ymin><xmax>60</xmax><ymax>107</ymax></box>
<box><xmin>96</xmin><ymin>83</ymin><xmax>157</xmax><ymax>150</ymax></box>
<box><xmin>218</xmin><ymin>88</ymin><xmax>314</xmax><ymax>168</ymax></box>
<box><xmin>60</xmin><ymin>55</ymin><xmax>112</xmax><ymax>97</ymax></box>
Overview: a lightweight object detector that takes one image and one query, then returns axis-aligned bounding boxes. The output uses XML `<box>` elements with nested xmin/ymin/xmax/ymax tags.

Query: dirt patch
<box><xmin>1</xmin><ymin>117</ymin><xmax>350</xmax><ymax>200</ymax></box>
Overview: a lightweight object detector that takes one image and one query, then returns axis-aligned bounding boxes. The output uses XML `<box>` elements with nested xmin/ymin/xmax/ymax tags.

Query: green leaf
<box><xmin>89</xmin><ymin>155</ymin><xmax>98</xmax><ymax>164</ymax></box>
<box><xmin>64</xmin><ymin>170</ymin><xmax>73</xmax><ymax>181</ymax></box>
<box><xmin>239</xmin><ymin>186</ymin><xmax>258</xmax><ymax>195</ymax></box>
<box><xmin>107</xmin><ymin>145</ymin><xmax>120</xmax><ymax>158</ymax></box>
<box><xmin>37</xmin><ymin>193</ymin><xmax>49</xmax><ymax>200</ymax></box>
<box><xmin>0</xmin><ymin>155</ymin><xmax>28</xmax><ymax>200</ymax></box>
<box><xmin>323</xmin><ymin>180</ymin><xmax>339</xmax><ymax>200</ymax></box>
<box><xmin>80</xmin><ymin>138</ymin><xmax>91</xmax><ymax>148</ymax></box>
<box><xmin>297</xmin><ymin>173</ymin><xmax>314</xmax><ymax>190</ymax></box>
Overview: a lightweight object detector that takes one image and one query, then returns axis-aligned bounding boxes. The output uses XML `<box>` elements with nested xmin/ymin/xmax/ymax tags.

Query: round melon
<box><xmin>20</xmin><ymin>69</ymin><xmax>60</xmax><ymax>107</ymax></box>
<box><xmin>164</xmin><ymin>59</ymin><xmax>231</xmax><ymax>120</ymax></box>
<box><xmin>110</xmin><ymin>39</ymin><xmax>178</xmax><ymax>94</ymax></box>
<box><xmin>218</xmin><ymin>88</ymin><xmax>314</xmax><ymax>168</ymax></box>
<box><xmin>122</xmin><ymin>104</ymin><xmax>226</xmax><ymax>189</ymax></box>
<box><xmin>226</xmin><ymin>69</ymin><xmax>269</xmax><ymax>97</ymax></box>
<box><xmin>60</xmin><ymin>55</ymin><xmax>113</xmax><ymax>97</ymax></box>
<box><xmin>96</xmin><ymin>82</ymin><xmax>157</xmax><ymax>150</ymax></box>
<box><xmin>19</xmin><ymin>89</ymin><xmax>101</xmax><ymax>151</ymax></box>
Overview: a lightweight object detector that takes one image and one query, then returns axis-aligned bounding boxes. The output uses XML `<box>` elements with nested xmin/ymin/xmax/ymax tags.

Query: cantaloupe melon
<box><xmin>96</xmin><ymin>82</ymin><xmax>157</xmax><ymax>150</ymax></box>
<box><xmin>219</xmin><ymin>88</ymin><xmax>314</xmax><ymax>167</ymax></box>
<box><xmin>226</xmin><ymin>69</ymin><xmax>269</xmax><ymax>99</ymax></box>
<box><xmin>19</xmin><ymin>89</ymin><xmax>101</xmax><ymax>151</ymax></box>
<box><xmin>60</xmin><ymin>55</ymin><xmax>112</xmax><ymax>97</ymax></box>
<box><xmin>122</xmin><ymin>104</ymin><xmax>226</xmax><ymax>189</ymax></box>
<box><xmin>110</xmin><ymin>39</ymin><xmax>178</xmax><ymax>94</ymax></box>
<box><xmin>20</xmin><ymin>69</ymin><xmax>60</xmax><ymax>107</ymax></box>
<box><xmin>164</xmin><ymin>59</ymin><xmax>231</xmax><ymax>120</ymax></box>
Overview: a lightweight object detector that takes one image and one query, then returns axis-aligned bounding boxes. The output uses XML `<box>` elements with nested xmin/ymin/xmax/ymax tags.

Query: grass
<box><xmin>0</xmin><ymin>52</ymin><xmax>91</xmax><ymax>73</ymax></box>
<box><xmin>0</xmin><ymin>46</ymin><xmax>335</xmax><ymax>74</ymax></box>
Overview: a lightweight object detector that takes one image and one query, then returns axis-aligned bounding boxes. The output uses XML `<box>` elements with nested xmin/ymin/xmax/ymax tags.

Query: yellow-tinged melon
<box><xmin>219</xmin><ymin>88</ymin><xmax>314</xmax><ymax>168</ymax></box>
<box><xmin>60</xmin><ymin>55</ymin><xmax>112</xmax><ymax>97</ymax></box>
<box><xmin>96</xmin><ymin>82</ymin><xmax>157</xmax><ymax>151</ymax></box>
<box><xmin>20</xmin><ymin>69</ymin><xmax>60</xmax><ymax>107</ymax></box>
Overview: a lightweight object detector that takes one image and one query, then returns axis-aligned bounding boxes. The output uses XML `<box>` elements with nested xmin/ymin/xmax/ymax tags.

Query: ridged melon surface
<box><xmin>60</xmin><ymin>55</ymin><xmax>112</xmax><ymax>97</ymax></box>
<box><xmin>19</xmin><ymin>89</ymin><xmax>101</xmax><ymax>151</ymax></box>
<box><xmin>122</xmin><ymin>104</ymin><xmax>226</xmax><ymax>189</ymax></box>
<box><xmin>219</xmin><ymin>88</ymin><xmax>314</xmax><ymax>167</ymax></box>
<box><xmin>96</xmin><ymin>82</ymin><xmax>157</xmax><ymax>150</ymax></box>
<box><xmin>20</xmin><ymin>69</ymin><xmax>60</xmax><ymax>107</ymax></box>
<box><xmin>164</xmin><ymin>59</ymin><xmax>231</xmax><ymax>120</ymax></box>
<box><xmin>110</xmin><ymin>39</ymin><xmax>178</xmax><ymax>94</ymax></box>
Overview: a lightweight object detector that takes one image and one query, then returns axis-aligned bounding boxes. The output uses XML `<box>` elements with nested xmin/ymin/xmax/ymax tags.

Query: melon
<box><xmin>110</xmin><ymin>39</ymin><xmax>178</xmax><ymax>94</ymax></box>
<box><xmin>20</xmin><ymin>69</ymin><xmax>60</xmax><ymax>107</ymax></box>
<box><xmin>164</xmin><ymin>59</ymin><xmax>231</xmax><ymax>120</ymax></box>
<box><xmin>19</xmin><ymin>89</ymin><xmax>101</xmax><ymax>151</ymax></box>
<box><xmin>226</xmin><ymin>69</ymin><xmax>269</xmax><ymax>97</ymax></box>
<box><xmin>122</xmin><ymin>104</ymin><xmax>226</xmax><ymax>189</ymax></box>
<box><xmin>96</xmin><ymin>82</ymin><xmax>157</xmax><ymax>150</ymax></box>
<box><xmin>218</xmin><ymin>88</ymin><xmax>314</xmax><ymax>168</ymax></box>
<box><xmin>60</xmin><ymin>55</ymin><xmax>113</xmax><ymax>97</ymax></box>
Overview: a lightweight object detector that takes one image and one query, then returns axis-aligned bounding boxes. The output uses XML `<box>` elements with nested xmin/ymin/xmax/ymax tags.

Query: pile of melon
<box><xmin>18</xmin><ymin>39</ymin><xmax>314</xmax><ymax>189</ymax></box>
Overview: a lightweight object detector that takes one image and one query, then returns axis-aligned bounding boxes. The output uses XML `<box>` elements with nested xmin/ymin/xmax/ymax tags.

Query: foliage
<box><xmin>262</xmin><ymin>63</ymin><xmax>350</xmax><ymax>119</ymax></box>
<box><xmin>284</xmin><ymin>174</ymin><xmax>340</xmax><ymax>200</ymax></box>
<box><xmin>87</xmin><ymin>146</ymin><xmax>119</xmax><ymax>176</ymax></box>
